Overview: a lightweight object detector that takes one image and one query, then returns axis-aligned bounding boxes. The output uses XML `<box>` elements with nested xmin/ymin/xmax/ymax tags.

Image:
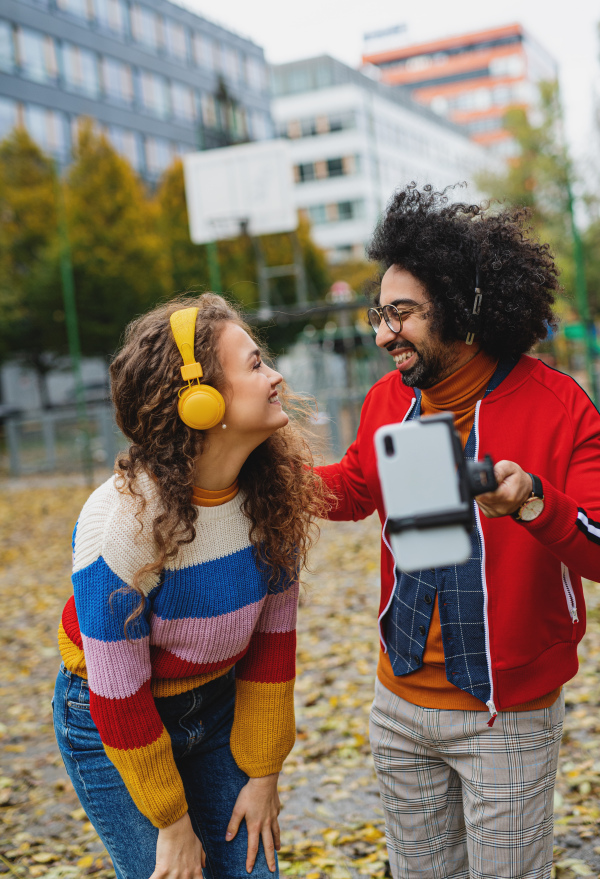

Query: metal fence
<box><xmin>2</xmin><ymin>404</ymin><xmax>124</xmax><ymax>478</ymax></box>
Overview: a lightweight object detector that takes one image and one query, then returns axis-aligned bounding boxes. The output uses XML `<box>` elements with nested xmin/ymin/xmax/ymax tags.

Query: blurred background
<box><xmin>1</xmin><ymin>0</ymin><xmax>599</xmax><ymax>479</ymax></box>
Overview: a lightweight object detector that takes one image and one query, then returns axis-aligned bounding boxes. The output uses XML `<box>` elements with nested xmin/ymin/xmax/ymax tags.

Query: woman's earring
<box><xmin>221</xmin><ymin>422</ymin><xmax>227</xmax><ymax>430</ymax></box>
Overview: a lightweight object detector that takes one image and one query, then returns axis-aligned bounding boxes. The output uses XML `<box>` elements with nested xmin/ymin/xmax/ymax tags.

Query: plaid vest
<box><xmin>383</xmin><ymin>359</ymin><xmax>517</xmax><ymax>708</ymax></box>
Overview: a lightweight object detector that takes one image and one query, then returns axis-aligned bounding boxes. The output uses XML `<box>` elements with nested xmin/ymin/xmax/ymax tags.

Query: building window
<box><xmin>94</xmin><ymin>0</ymin><xmax>127</xmax><ymax>37</ymax></box>
<box><xmin>201</xmin><ymin>93</ymin><xmax>220</xmax><ymax>131</ymax></box>
<box><xmin>171</xmin><ymin>82</ymin><xmax>195</xmax><ymax>121</ymax></box>
<box><xmin>0</xmin><ymin>96</ymin><xmax>17</xmax><ymax>140</ymax></box>
<box><xmin>192</xmin><ymin>32</ymin><xmax>213</xmax><ymax>70</ymax></box>
<box><xmin>16</xmin><ymin>28</ymin><xmax>58</xmax><ymax>84</ymax></box>
<box><xmin>295</xmin><ymin>156</ymin><xmax>356</xmax><ymax>183</ymax></box>
<box><xmin>0</xmin><ymin>21</ymin><xmax>15</xmax><ymax>74</ymax></box>
<box><xmin>164</xmin><ymin>19</ymin><xmax>188</xmax><ymax>61</ymax></box>
<box><xmin>139</xmin><ymin>70</ymin><xmax>170</xmax><ymax>118</ymax></box>
<box><xmin>308</xmin><ymin>204</ymin><xmax>327</xmax><ymax>225</ymax></box>
<box><xmin>62</xmin><ymin>44</ymin><xmax>100</xmax><ymax>98</ymax></box>
<box><xmin>145</xmin><ymin>136</ymin><xmax>176</xmax><ymax>175</ymax></box>
<box><xmin>24</xmin><ymin>104</ymin><xmax>68</xmax><ymax>158</ymax></box>
<box><xmin>246</xmin><ymin>56</ymin><xmax>266</xmax><ymax>93</ymax></box>
<box><xmin>56</xmin><ymin>0</ymin><xmax>92</xmax><ymax>20</ymax></box>
<box><xmin>296</xmin><ymin>162</ymin><xmax>315</xmax><ymax>183</ymax></box>
<box><xmin>107</xmin><ymin>126</ymin><xmax>142</xmax><ymax>170</ymax></box>
<box><xmin>130</xmin><ymin>4</ymin><xmax>160</xmax><ymax>51</ymax></box>
<box><xmin>221</xmin><ymin>44</ymin><xmax>240</xmax><ymax>82</ymax></box>
<box><xmin>305</xmin><ymin>200</ymin><xmax>362</xmax><ymax>225</ymax></box>
<box><xmin>101</xmin><ymin>56</ymin><xmax>133</xmax><ymax>105</ymax></box>
<box><xmin>327</xmin><ymin>157</ymin><xmax>344</xmax><ymax>177</ymax></box>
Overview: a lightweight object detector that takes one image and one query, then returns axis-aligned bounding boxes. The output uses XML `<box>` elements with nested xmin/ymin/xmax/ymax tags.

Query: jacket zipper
<box><xmin>378</xmin><ymin>397</ymin><xmax>417</xmax><ymax>652</ymax></box>
<box><xmin>474</xmin><ymin>400</ymin><xmax>497</xmax><ymax>725</ymax></box>
<box><xmin>561</xmin><ymin>563</ymin><xmax>579</xmax><ymax>623</ymax></box>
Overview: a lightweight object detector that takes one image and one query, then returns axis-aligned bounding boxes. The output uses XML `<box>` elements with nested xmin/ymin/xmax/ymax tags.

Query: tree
<box><xmin>0</xmin><ymin>128</ymin><xmax>65</xmax><ymax>406</ymax></box>
<box><xmin>63</xmin><ymin>120</ymin><xmax>169</xmax><ymax>358</ymax></box>
<box><xmin>154</xmin><ymin>158</ymin><xmax>330</xmax><ymax>325</ymax></box>
<box><xmin>476</xmin><ymin>81</ymin><xmax>577</xmax><ymax>299</ymax></box>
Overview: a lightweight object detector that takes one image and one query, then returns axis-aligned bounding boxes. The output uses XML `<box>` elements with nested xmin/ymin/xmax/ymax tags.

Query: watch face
<box><xmin>520</xmin><ymin>498</ymin><xmax>545</xmax><ymax>521</ymax></box>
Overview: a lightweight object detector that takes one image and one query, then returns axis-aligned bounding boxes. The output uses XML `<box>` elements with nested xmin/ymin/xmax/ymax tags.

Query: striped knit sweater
<box><xmin>58</xmin><ymin>473</ymin><xmax>298</xmax><ymax>829</ymax></box>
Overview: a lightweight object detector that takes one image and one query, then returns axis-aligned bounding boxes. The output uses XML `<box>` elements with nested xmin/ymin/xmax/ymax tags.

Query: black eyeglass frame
<box><xmin>367</xmin><ymin>303</ymin><xmax>428</xmax><ymax>334</ymax></box>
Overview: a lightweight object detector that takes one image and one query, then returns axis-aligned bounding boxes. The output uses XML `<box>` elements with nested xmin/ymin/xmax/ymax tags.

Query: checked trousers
<box><xmin>369</xmin><ymin>679</ymin><xmax>564</xmax><ymax>879</ymax></box>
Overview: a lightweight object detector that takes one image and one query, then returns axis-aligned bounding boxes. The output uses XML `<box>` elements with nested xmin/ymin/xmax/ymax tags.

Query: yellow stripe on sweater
<box><xmin>231</xmin><ymin>679</ymin><xmax>296</xmax><ymax>777</ymax></box>
<box><xmin>58</xmin><ymin>621</ymin><xmax>88</xmax><ymax>679</ymax></box>
<box><xmin>104</xmin><ymin>727</ymin><xmax>187</xmax><ymax>829</ymax></box>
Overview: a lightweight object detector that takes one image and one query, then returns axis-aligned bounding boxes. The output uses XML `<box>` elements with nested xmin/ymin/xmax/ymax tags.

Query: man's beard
<box><xmin>399</xmin><ymin>340</ymin><xmax>461</xmax><ymax>389</ymax></box>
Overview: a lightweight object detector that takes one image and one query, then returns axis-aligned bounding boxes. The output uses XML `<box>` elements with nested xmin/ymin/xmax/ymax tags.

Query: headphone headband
<box><xmin>170</xmin><ymin>307</ymin><xmax>203</xmax><ymax>381</ymax></box>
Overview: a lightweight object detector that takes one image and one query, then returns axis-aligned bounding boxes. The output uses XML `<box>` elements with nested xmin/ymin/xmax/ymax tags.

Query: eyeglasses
<box><xmin>367</xmin><ymin>303</ymin><xmax>428</xmax><ymax>334</ymax></box>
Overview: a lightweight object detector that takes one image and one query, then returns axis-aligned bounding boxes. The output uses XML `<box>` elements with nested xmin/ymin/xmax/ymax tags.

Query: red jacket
<box><xmin>317</xmin><ymin>356</ymin><xmax>600</xmax><ymax>709</ymax></box>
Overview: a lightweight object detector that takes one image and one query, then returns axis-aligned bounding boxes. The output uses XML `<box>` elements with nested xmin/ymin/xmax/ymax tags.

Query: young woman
<box><xmin>53</xmin><ymin>294</ymin><xmax>328</xmax><ymax>879</ymax></box>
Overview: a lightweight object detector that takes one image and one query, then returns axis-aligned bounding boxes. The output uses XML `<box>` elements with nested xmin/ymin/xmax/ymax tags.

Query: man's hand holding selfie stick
<box><xmin>476</xmin><ymin>460</ymin><xmax>538</xmax><ymax>520</ymax></box>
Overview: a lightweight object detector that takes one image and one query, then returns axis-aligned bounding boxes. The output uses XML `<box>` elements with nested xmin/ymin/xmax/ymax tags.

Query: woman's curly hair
<box><xmin>367</xmin><ymin>184</ymin><xmax>560</xmax><ymax>358</ymax></box>
<box><xmin>109</xmin><ymin>293</ymin><xmax>331</xmax><ymax>630</ymax></box>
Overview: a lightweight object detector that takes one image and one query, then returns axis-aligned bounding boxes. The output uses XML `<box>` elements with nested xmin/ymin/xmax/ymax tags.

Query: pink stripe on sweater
<box><xmin>82</xmin><ymin>634</ymin><xmax>151</xmax><ymax>700</ymax></box>
<box><xmin>150</xmin><ymin>599</ymin><xmax>265</xmax><ymax>665</ymax></box>
<box><xmin>256</xmin><ymin>583</ymin><xmax>299</xmax><ymax>634</ymax></box>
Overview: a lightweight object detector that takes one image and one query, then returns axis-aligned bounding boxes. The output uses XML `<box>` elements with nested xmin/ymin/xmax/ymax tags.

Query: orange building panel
<box><xmin>362</xmin><ymin>23</ymin><xmax>524</xmax><ymax>68</ymax></box>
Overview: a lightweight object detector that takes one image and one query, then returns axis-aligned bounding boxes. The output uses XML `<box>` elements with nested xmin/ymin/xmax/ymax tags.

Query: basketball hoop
<box><xmin>183</xmin><ymin>140</ymin><xmax>298</xmax><ymax>245</ymax></box>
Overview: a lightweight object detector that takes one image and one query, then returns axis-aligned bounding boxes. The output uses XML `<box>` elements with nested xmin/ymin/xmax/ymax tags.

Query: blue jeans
<box><xmin>53</xmin><ymin>664</ymin><xmax>278</xmax><ymax>879</ymax></box>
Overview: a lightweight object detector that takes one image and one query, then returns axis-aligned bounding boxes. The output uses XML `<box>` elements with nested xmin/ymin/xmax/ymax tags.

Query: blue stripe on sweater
<box><xmin>73</xmin><ymin>545</ymin><xmax>269</xmax><ymax>642</ymax></box>
<box><xmin>155</xmin><ymin>545</ymin><xmax>267</xmax><ymax>620</ymax></box>
<box><xmin>73</xmin><ymin>556</ymin><xmax>150</xmax><ymax>642</ymax></box>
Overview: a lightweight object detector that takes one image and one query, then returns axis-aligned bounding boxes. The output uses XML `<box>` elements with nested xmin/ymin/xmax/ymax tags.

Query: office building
<box><xmin>0</xmin><ymin>0</ymin><xmax>273</xmax><ymax>178</ymax></box>
<box><xmin>362</xmin><ymin>23</ymin><xmax>557</xmax><ymax>157</ymax></box>
<box><xmin>271</xmin><ymin>55</ymin><xmax>494</xmax><ymax>264</ymax></box>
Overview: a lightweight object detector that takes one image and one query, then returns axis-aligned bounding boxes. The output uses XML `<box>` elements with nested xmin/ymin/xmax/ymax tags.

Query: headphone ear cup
<box><xmin>178</xmin><ymin>384</ymin><xmax>226</xmax><ymax>431</ymax></box>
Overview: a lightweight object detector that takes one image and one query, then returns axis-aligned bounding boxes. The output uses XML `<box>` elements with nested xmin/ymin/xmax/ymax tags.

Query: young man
<box><xmin>317</xmin><ymin>185</ymin><xmax>600</xmax><ymax>879</ymax></box>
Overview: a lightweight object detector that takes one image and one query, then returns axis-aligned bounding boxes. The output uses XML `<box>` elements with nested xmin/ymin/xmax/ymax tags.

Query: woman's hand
<box><xmin>476</xmin><ymin>460</ymin><xmax>533</xmax><ymax>519</ymax></box>
<box><xmin>150</xmin><ymin>812</ymin><xmax>206</xmax><ymax>879</ymax></box>
<box><xmin>225</xmin><ymin>772</ymin><xmax>281</xmax><ymax>874</ymax></box>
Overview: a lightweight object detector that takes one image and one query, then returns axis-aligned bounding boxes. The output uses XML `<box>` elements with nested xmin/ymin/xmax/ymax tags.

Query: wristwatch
<box><xmin>511</xmin><ymin>473</ymin><xmax>544</xmax><ymax>522</ymax></box>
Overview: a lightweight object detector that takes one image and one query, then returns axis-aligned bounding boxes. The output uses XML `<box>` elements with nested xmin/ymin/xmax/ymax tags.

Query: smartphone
<box><xmin>374</xmin><ymin>417</ymin><xmax>472</xmax><ymax>572</ymax></box>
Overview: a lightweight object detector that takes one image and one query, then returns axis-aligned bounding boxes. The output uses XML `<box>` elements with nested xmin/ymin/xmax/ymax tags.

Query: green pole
<box><xmin>565</xmin><ymin>178</ymin><xmax>598</xmax><ymax>404</ymax></box>
<box><xmin>55</xmin><ymin>164</ymin><xmax>94</xmax><ymax>484</ymax></box>
<box><xmin>206</xmin><ymin>240</ymin><xmax>221</xmax><ymax>292</ymax></box>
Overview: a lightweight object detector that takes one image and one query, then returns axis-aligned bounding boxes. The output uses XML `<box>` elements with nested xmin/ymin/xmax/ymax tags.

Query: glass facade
<box><xmin>17</xmin><ymin>27</ymin><xmax>58</xmax><ymax>84</ymax></box>
<box><xmin>0</xmin><ymin>96</ymin><xmax>17</xmax><ymax>140</ymax></box>
<box><xmin>0</xmin><ymin>1</ymin><xmax>271</xmax><ymax>179</ymax></box>
<box><xmin>25</xmin><ymin>105</ymin><xmax>68</xmax><ymax>158</ymax></box>
<box><xmin>130</xmin><ymin>4</ymin><xmax>160</xmax><ymax>51</ymax></box>
<box><xmin>138</xmin><ymin>70</ymin><xmax>170</xmax><ymax>118</ymax></box>
<box><xmin>62</xmin><ymin>43</ymin><xmax>100</xmax><ymax>98</ymax></box>
<box><xmin>107</xmin><ymin>125</ymin><xmax>142</xmax><ymax>169</ymax></box>
<box><xmin>94</xmin><ymin>0</ymin><xmax>127</xmax><ymax>37</ymax></box>
<box><xmin>56</xmin><ymin>0</ymin><xmax>92</xmax><ymax>21</ymax></box>
<box><xmin>171</xmin><ymin>81</ymin><xmax>195</xmax><ymax>121</ymax></box>
<box><xmin>0</xmin><ymin>21</ymin><xmax>14</xmax><ymax>73</ymax></box>
<box><xmin>164</xmin><ymin>18</ymin><xmax>187</xmax><ymax>61</ymax></box>
<box><xmin>101</xmin><ymin>56</ymin><xmax>134</xmax><ymax>105</ymax></box>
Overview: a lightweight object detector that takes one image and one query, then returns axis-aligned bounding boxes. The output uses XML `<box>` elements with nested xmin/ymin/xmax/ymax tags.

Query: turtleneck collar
<box><xmin>421</xmin><ymin>349</ymin><xmax>498</xmax><ymax>415</ymax></box>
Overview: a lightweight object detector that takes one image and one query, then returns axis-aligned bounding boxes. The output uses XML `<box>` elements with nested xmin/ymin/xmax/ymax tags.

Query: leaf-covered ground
<box><xmin>1</xmin><ymin>477</ymin><xmax>600</xmax><ymax>878</ymax></box>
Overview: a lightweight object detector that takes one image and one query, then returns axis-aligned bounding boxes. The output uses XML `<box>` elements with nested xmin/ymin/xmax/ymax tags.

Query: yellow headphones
<box><xmin>170</xmin><ymin>307</ymin><xmax>226</xmax><ymax>430</ymax></box>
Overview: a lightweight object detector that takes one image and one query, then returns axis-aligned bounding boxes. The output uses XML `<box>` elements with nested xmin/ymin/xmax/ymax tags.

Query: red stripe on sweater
<box><xmin>150</xmin><ymin>645</ymin><xmax>247</xmax><ymax>678</ymax></box>
<box><xmin>90</xmin><ymin>680</ymin><xmax>164</xmax><ymax>750</ymax></box>
<box><xmin>62</xmin><ymin>595</ymin><xmax>83</xmax><ymax>649</ymax></box>
<box><xmin>236</xmin><ymin>630</ymin><xmax>296</xmax><ymax>683</ymax></box>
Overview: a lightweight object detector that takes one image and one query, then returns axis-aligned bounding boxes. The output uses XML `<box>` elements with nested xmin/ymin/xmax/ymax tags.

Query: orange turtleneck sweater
<box><xmin>377</xmin><ymin>349</ymin><xmax>560</xmax><ymax>711</ymax></box>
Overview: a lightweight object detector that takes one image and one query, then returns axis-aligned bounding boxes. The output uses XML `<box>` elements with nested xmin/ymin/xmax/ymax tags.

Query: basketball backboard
<box><xmin>183</xmin><ymin>140</ymin><xmax>298</xmax><ymax>244</ymax></box>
